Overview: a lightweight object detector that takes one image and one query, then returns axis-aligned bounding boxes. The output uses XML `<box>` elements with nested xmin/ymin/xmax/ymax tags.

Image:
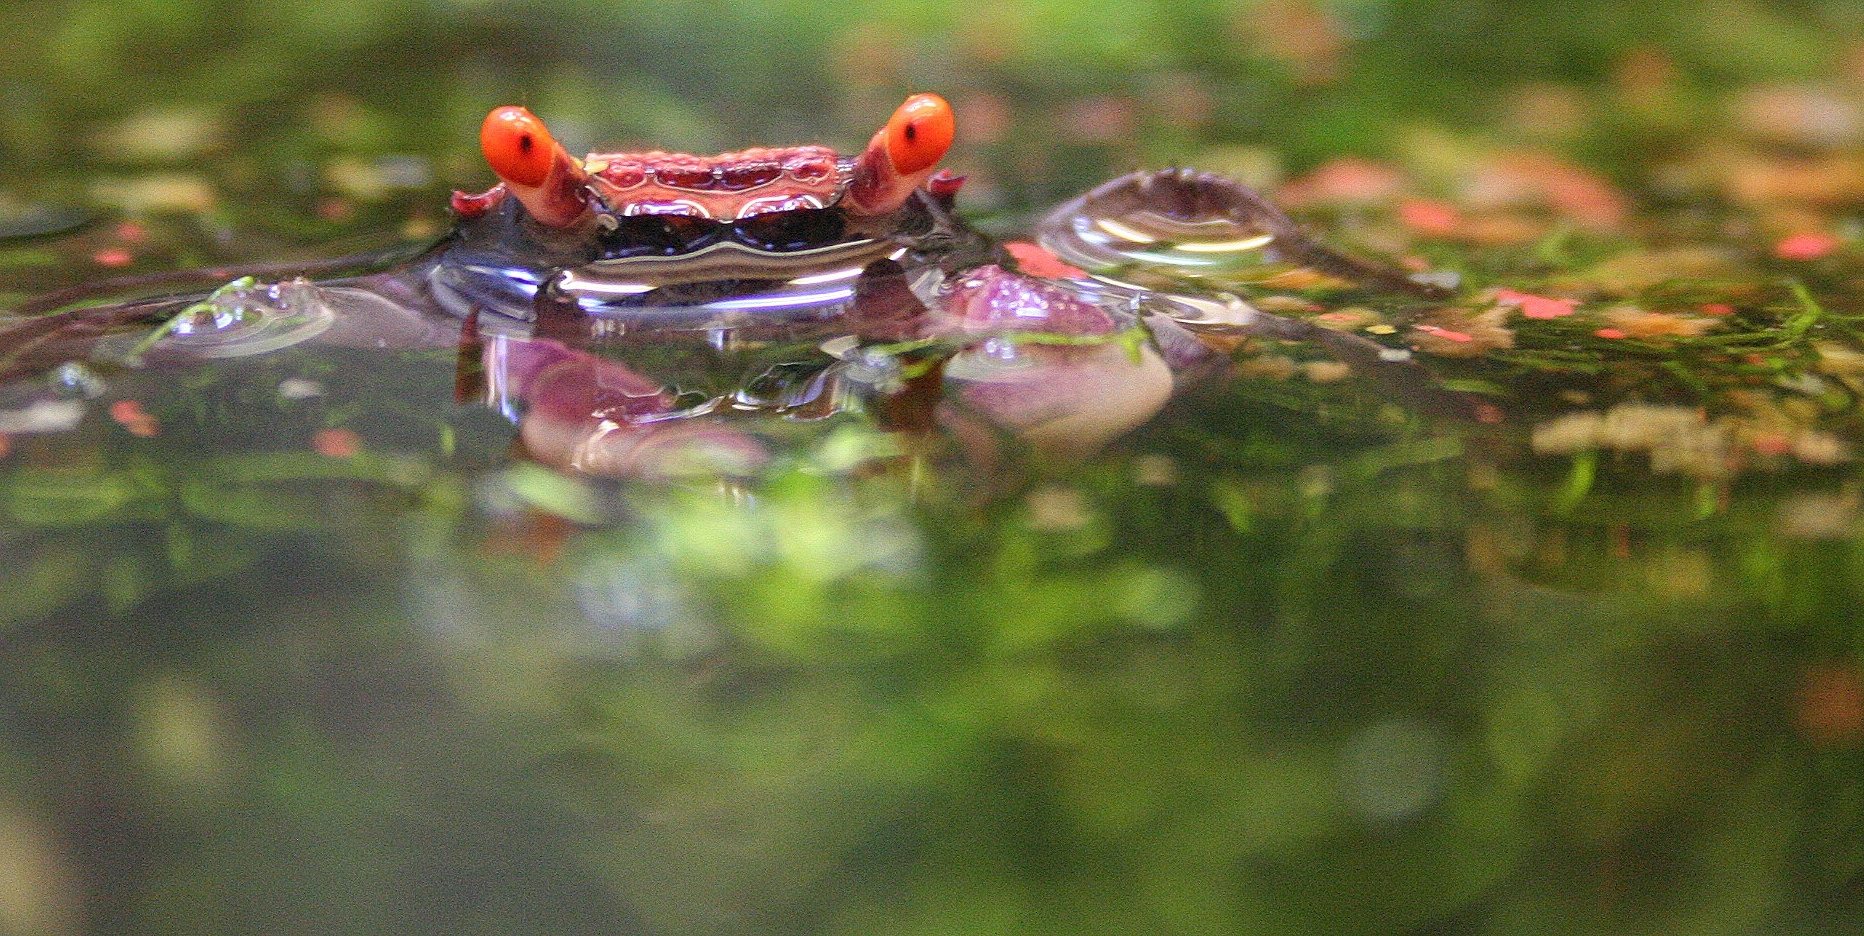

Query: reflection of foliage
<box><xmin>489</xmin><ymin>461</ymin><xmax>1515</xmax><ymax>934</ymax></box>
<box><xmin>0</xmin><ymin>448</ymin><xmax>450</xmax><ymax>626</ymax></box>
<box><xmin>2</xmin><ymin>362</ymin><xmax>1862</xmax><ymax>932</ymax></box>
<box><xmin>374</xmin><ymin>403</ymin><xmax>1856</xmax><ymax>934</ymax></box>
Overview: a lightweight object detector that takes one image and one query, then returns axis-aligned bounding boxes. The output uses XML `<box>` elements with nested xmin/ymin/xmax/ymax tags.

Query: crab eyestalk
<box><xmin>844</xmin><ymin>93</ymin><xmax>956</xmax><ymax>217</ymax></box>
<box><xmin>479</xmin><ymin>106</ymin><xmax>593</xmax><ymax>229</ymax></box>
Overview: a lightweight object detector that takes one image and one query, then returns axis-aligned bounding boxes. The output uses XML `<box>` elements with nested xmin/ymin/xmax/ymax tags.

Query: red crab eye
<box><xmin>885</xmin><ymin>93</ymin><xmax>954</xmax><ymax>176</ymax></box>
<box><xmin>480</xmin><ymin>106</ymin><xmax>557</xmax><ymax>188</ymax></box>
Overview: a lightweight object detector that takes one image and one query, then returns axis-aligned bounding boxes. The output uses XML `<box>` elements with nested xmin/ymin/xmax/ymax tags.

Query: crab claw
<box><xmin>844</xmin><ymin>93</ymin><xmax>955</xmax><ymax>217</ymax></box>
<box><xmin>479</xmin><ymin>106</ymin><xmax>593</xmax><ymax>229</ymax></box>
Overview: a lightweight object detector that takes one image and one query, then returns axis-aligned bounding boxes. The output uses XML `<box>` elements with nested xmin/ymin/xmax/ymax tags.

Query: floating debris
<box><xmin>0</xmin><ymin>399</ymin><xmax>84</xmax><ymax>434</ymax></box>
<box><xmin>1774</xmin><ymin>231</ymin><xmax>1842</xmax><ymax>260</ymax></box>
<box><xmin>311</xmin><ymin>428</ymin><xmax>361</xmax><ymax>459</ymax></box>
<box><xmin>1493</xmin><ymin>288</ymin><xmax>1577</xmax><ymax>320</ymax></box>
<box><xmin>1795</xmin><ymin>664</ymin><xmax>1864</xmax><ymax>747</ymax></box>
<box><xmin>277</xmin><ymin>378</ymin><xmax>326</xmax><ymax>399</ymax></box>
<box><xmin>108</xmin><ymin>399</ymin><xmax>159</xmax><ymax>437</ymax></box>
<box><xmin>1532</xmin><ymin>402</ymin><xmax>1853</xmax><ymax>479</ymax></box>
<box><xmin>1599</xmin><ymin>305</ymin><xmax>1721</xmax><ymax>339</ymax></box>
<box><xmin>1410</xmin><ymin>308</ymin><xmax>1513</xmax><ymax>357</ymax></box>
<box><xmin>88</xmin><ymin>174</ymin><xmax>216</xmax><ymax>214</ymax></box>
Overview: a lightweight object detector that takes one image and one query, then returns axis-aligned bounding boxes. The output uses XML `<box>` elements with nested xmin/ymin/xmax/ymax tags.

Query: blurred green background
<box><xmin>3</xmin><ymin>0</ymin><xmax>1862</xmax><ymax>227</ymax></box>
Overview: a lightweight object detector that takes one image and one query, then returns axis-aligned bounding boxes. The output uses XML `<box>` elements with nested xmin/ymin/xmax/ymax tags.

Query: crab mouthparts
<box><xmin>592</xmin><ymin>205</ymin><xmax>851</xmax><ymax>259</ymax></box>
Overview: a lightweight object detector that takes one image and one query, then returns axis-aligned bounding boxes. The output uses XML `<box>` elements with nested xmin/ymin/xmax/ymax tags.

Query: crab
<box><xmin>1</xmin><ymin>94</ymin><xmax>1464</xmax><ymax>477</ymax></box>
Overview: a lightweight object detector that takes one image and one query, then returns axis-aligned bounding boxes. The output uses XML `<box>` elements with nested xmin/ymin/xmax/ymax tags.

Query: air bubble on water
<box><xmin>1146</xmin><ymin>293</ymin><xmax>1261</xmax><ymax>330</ymax></box>
<box><xmin>837</xmin><ymin>347</ymin><xmax>903</xmax><ymax>390</ymax></box>
<box><xmin>818</xmin><ymin>334</ymin><xmax>860</xmax><ymax>359</ymax></box>
<box><xmin>51</xmin><ymin>362</ymin><xmax>106</xmax><ymax>399</ymax></box>
<box><xmin>1035</xmin><ymin>187</ymin><xmax>1289</xmax><ymax>281</ymax></box>
<box><xmin>154</xmin><ymin>276</ymin><xmax>335</xmax><ymax>359</ymax></box>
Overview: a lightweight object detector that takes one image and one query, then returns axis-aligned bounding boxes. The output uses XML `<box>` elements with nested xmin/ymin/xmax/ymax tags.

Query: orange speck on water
<box><xmin>93</xmin><ymin>248</ymin><xmax>134</xmax><ymax>268</ymax></box>
<box><xmin>1474</xmin><ymin>403</ymin><xmax>1505</xmax><ymax>424</ymax></box>
<box><xmin>0</xmin><ymin>433</ymin><xmax>10</xmax><ymax>458</ymax></box>
<box><xmin>114</xmin><ymin>221</ymin><xmax>148</xmax><ymax>243</ymax></box>
<box><xmin>108</xmin><ymin>399</ymin><xmax>160</xmax><ymax>437</ymax></box>
<box><xmin>1313</xmin><ymin>310</ymin><xmax>1372</xmax><ymax>328</ymax></box>
<box><xmin>1495</xmin><ymin>288</ymin><xmax>1577</xmax><ymax>319</ymax></box>
<box><xmin>1003</xmin><ymin>241</ymin><xmax>1087</xmax><ymax>279</ymax></box>
<box><xmin>1594</xmin><ymin>327</ymin><xmax>1628</xmax><ymax>339</ymax></box>
<box><xmin>1275</xmin><ymin>157</ymin><xmax>1408</xmax><ymax>206</ymax></box>
<box><xmin>479</xmin><ymin>511</ymin><xmax>573</xmax><ymax>566</ymax></box>
<box><xmin>1397</xmin><ymin>199</ymin><xmax>1463</xmax><ymax>236</ymax></box>
<box><xmin>1796</xmin><ymin>664</ymin><xmax>1864</xmax><ymax>747</ymax></box>
<box><xmin>1775</xmin><ymin>231</ymin><xmax>1841</xmax><ymax>261</ymax></box>
<box><xmin>1609</xmin><ymin>522</ymin><xmax>1631</xmax><ymax>559</ymax></box>
<box><xmin>521</xmin><ymin>511</ymin><xmax>572</xmax><ymax>566</ymax></box>
<box><xmin>1699</xmin><ymin>303</ymin><xmax>1736</xmax><ymax>316</ymax></box>
<box><xmin>1414</xmin><ymin>324</ymin><xmax>1472</xmax><ymax>342</ymax></box>
<box><xmin>1751</xmin><ymin>432</ymin><xmax>1793</xmax><ymax>456</ymax></box>
<box><xmin>1505</xmin><ymin>156</ymin><xmax>1629</xmax><ymax>229</ymax></box>
<box><xmin>312</xmin><ymin>427</ymin><xmax>361</xmax><ymax>458</ymax></box>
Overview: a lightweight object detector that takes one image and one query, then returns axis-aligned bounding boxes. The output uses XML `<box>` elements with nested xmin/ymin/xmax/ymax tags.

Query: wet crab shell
<box><xmin>453</xmin><ymin>145</ymin><xmax>852</xmax><ymax>224</ymax></box>
<box><xmin>422</xmin><ymin>183</ymin><xmax>978</xmax><ymax>328</ymax></box>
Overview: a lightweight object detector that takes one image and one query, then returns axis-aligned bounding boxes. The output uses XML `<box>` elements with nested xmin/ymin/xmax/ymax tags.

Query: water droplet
<box><xmin>51</xmin><ymin>362</ymin><xmax>106</xmax><ymax>399</ymax></box>
<box><xmin>155</xmin><ymin>277</ymin><xmax>335</xmax><ymax>359</ymax></box>
<box><xmin>837</xmin><ymin>348</ymin><xmax>903</xmax><ymax>390</ymax></box>
<box><xmin>1035</xmin><ymin>174</ymin><xmax>1294</xmax><ymax>282</ymax></box>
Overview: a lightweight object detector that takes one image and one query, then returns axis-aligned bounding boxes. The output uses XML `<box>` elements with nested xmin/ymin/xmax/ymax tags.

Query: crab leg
<box><xmin>844</xmin><ymin>94</ymin><xmax>956</xmax><ymax>217</ymax></box>
<box><xmin>478</xmin><ymin>106</ymin><xmax>593</xmax><ymax>229</ymax></box>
